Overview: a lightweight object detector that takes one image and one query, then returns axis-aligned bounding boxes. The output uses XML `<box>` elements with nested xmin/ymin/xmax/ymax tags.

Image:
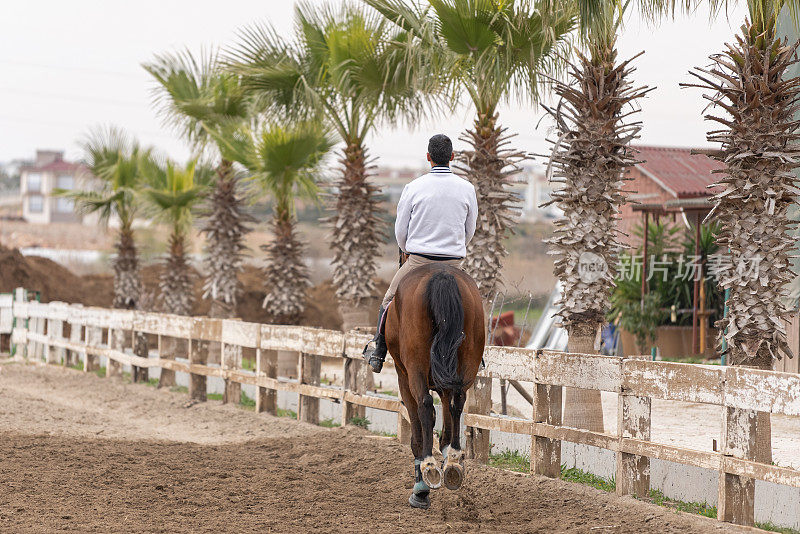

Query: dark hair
<box><xmin>427</xmin><ymin>134</ymin><xmax>453</xmax><ymax>166</ymax></box>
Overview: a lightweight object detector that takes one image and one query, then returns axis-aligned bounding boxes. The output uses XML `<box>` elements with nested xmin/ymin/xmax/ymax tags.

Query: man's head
<box><xmin>427</xmin><ymin>134</ymin><xmax>454</xmax><ymax>167</ymax></box>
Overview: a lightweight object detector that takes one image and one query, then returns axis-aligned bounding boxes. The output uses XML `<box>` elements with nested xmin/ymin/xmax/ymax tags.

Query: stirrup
<box><xmin>368</xmin><ymin>355</ymin><xmax>385</xmax><ymax>373</ymax></box>
<box><xmin>362</xmin><ymin>339</ymin><xmax>385</xmax><ymax>373</ymax></box>
<box><xmin>364</xmin><ymin>339</ymin><xmax>386</xmax><ymax>373</ymax></box>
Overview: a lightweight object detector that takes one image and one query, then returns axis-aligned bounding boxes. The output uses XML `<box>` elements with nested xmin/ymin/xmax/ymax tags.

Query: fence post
<box><xmin>616</xmin><ymin>392</ymin><xmax>651</xmax><ymax>497</ymax></box>
<box><xmin>67</xmin><ymin>306</ymin><xmax>83</xmax><ymax>368</ymax></box>
<box><xmin>256</xmin><ymin>349</ymin><xmax>278</xmax><ymax>415</ymax></box>
<box><xmin>27</xmin><ymin>315</ymin><xmax>37</xmax><ymax>360</ymax></box>
<box><xmin>342</xmin><ymin>356</ymin><xmax>368</xmax><ymax>425</ymax></box>
<box><xmin>84</xmin><ymin>325</ymin><xmax>101</xmax><ymax>373</ymax></box>
<box><xmin>222</xmin><ymin>342</ymin><xmax>242</xmax><ymax>404</ymax></box>
<box><xmin>46</xmin><ymin>307</ymin><xmax>64</xmax><ymax>364</ymax></box>
<box><xmin>29</xmin><ymin>316</ymin><xmax>44</xmax><ymax>361</ymax></box>
<box><xmin>158</xmin><ymin>335</ymin><xmax>178</xmax><ymax>388</ymax></box>
<box><xmin>11</xmin><ymin>288</ymin><xmax>28</xmax><ymax>359</ymax></box>
<box><xmin>465</xmin><ymin>376</ymin><xmax>492</xmax><ymax>463</ymax></box>
<box><xmin>718</xmin><ymin>405</ymin><xmax>757</xmax><ymax>526</ymax></box>
<box><xmin>532</xmin><ymin>381</ymin><xmax>562</xmax><ymax>478</ymax></box>
<box><xmin>132</xmin><ymin>331</ymin><xmax>149</xmax><ymax>383</ymax></box>
<box><xmin>397</xmin><ymin>409</ymin><xmax>412</xmax><ymax>445</ymax></box>
<box><xmin>107</xmin><ymin>328</ymin><xmax>124</xmax><ymax>378</ymax></box>
<box><xmin>188</xmin><ymin>338</ymin><xmax>207</xmax><ymax>402</ymax></box>
<box><xmin>298</xmin><ymin>352</ymin><xmax>320</xmax><ymax>424</ymax></box>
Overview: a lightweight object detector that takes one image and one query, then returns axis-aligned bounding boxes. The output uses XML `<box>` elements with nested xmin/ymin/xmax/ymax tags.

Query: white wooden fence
<box><xmin>0</xmin><ymin>293</ymin><xmax>12</xmax><ymax>335</ymax></box>
<box><xmin>4</xmin><ymin>290</ymin><xmax>800</xmax><ymax>527</ymax></box>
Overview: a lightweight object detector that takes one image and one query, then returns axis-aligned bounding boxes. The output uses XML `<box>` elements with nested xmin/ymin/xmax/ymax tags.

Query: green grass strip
<box><xmin>348</xmin><ymin>415</ymin><xmax>370</xmax><ymax>429</ymax></box>
<box><xmin>561</xmin><ymin>466</ymin><xmax>616</xmax><ymax>493</ymax></box>
<box><xmin>319</xmin><ymin>418</ymin><xmax>340</xmax><ymax>428</ymax></box>
<box><xmin>488</xmin><ymin>450</ymin><xmax>530</xmax><ymax>473</ymax></box>
<box><xmin>276</xmin><ymin>408</ymin><xmax>297</xmax><ymax>419</ymax></box>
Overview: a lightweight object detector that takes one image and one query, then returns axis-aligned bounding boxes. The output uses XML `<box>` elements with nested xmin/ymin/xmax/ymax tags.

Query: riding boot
<box><xmin>363</xmin><ymin>306</ymin><xmax>388</xmax><ymax>373</ymax></box>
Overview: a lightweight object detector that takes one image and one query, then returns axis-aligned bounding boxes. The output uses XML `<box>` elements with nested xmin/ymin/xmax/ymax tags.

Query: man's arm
<box><xmin>395</xmin><ymin>185</ymin><xmax>411</xmax><ymax>252</ymax></box>
<box><xmin>465</xmin><ymin>184</ymin><xmax>478</xmax><ymax>243</ymax></box>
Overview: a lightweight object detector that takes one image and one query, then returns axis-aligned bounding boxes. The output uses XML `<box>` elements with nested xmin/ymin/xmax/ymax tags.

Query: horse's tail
<box><xmin>426</xmin><ymin>270</ymin><xmax>465</xmax><ymax>391</ymax></box>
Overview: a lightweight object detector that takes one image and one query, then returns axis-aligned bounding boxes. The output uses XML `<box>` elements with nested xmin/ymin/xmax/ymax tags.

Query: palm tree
<box><xmin>60</xmin><ymin>127</ymin><xmax>151</xmax><ymax>311</ymax></box>
<box><xmin>139</xmin><ymin>157</ymin><xmax>211</xmax><ymax>388</ymax></box>
<box><xmin>143</xmin><ymin>49</ymin><xmax>253</xmax><ymax>320</ymax></box>
<box><xmin>212</xmin><ymin>122</ymin><xmax>334</xmax><ymax>324</ymax></box>
<box><xmin>141</xmin><ymin>158</ymin><xmax>212</xmax><ymax>316</ymax></box>
<box><xmin>367</xmin><ymin>0</ymin><xmax>575</xmax><ymax>300</ymax></box>
<box><xmin>543</xmin><ymin>1</ymin><xmax>653</xmax><ymax>432</ymax></box>
<box><xmin>228</xmin><ymin>1</ymin><xmax>436</xmax><ymax>324</ymax></box>
<box><xmin>683</xmin><ymin>0</ymin><xmax>800</xmax><ymax>481</ymax></box>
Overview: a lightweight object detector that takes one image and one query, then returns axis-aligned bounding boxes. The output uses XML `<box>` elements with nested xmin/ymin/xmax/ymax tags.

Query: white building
<box><xmin>19</xmin><ymin>150</ymin><xmax>92</xmax><ymax>224</ymax></box>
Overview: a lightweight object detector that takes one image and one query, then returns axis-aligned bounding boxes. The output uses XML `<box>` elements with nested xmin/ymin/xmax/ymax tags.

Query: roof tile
<box><xmin>633</xmin><ymin>145</ymin><xmax>724</xmax><ymax>198</ymax></box>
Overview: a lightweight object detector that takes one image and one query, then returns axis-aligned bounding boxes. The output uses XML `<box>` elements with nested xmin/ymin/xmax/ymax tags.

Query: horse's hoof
<box><xmin>443</xmin><ymin>462</ymin><xmax>464</xmax><ymax>491</ymax></box>
<box><xmin>408</xmin><ymin>492</ymin><xmax>430</xmax><ymax>509</ymax></box>
<box><xmin>420</xmin><ymin>457</ymin><xmax>443</xmax><ymax>489</ymax></box>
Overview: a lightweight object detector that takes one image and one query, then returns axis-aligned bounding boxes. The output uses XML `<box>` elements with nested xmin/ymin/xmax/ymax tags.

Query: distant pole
<box><xmin>700</xmin><ymin>277</ymin><xmax>707</xmax><ymax>355</ymax></box>
<box><xmin>692</xmin><ymin>212</ymin><xmax>701</xmax><ymax>355</ymax></box>
<box><xmin>721</xmin><ymin>287</ymin><xmax>730</xmax><ymax>366</ymax></box>
<box><xmin>641</xmin><ymin>211</ymin><xmax>649</xmax><ymax>311</ymax></box>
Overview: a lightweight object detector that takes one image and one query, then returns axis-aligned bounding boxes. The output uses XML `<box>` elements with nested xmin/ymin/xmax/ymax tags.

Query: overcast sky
<box><xmin>0</xmin><ymin>1</ymin><xmax>748</xmax><ymax>169</ymax></box>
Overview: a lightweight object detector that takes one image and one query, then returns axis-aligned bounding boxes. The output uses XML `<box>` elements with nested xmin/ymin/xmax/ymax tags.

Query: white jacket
<box><xmin>395</xmin><ymin>166</ymin><xmax>478</xmax><ymax>258</ymax></box>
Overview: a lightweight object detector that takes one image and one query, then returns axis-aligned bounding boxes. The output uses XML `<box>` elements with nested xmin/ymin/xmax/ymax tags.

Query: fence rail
<box><xmin>4</xmin><ymin>290</ymin><xmax>799</xmax><ymax>527</ymax></box>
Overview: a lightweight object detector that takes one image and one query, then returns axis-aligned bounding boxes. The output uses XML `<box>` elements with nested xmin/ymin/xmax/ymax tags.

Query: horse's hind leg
<box><xmin>438</xmin><ymin>389</ymin><xmax>453</xmax><ymax>453</ymax></box>
<box><xmin>442</xmin><ymin>388</ymin><xmax>467</xmax><ymax>491</ymax></box>
<box><xmin>399</xmin><ymin>371</ymin><xmax>429</xmax><ymax>509</ymax></box>
<box><xmin>412</xmin><ymin>373</ymin><xmax>443</xmax><ymax>490</ymax></box>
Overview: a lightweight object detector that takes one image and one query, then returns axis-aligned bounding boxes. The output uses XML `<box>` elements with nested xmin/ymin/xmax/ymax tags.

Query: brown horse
<box><xmin>384</xmin><ymin>263</ymin><xmax>485</xmax><ymax>509</ymax></box>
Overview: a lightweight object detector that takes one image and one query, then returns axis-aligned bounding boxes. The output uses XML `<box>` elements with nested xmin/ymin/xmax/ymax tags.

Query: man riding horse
<box><xmin>364</xmin><ymin>134</ymin><xmax>478</xmax><ymax>373</ymax></box>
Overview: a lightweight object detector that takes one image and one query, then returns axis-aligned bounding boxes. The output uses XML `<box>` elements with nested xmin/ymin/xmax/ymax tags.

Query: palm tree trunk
<box><xmin>201</xmin><ymin>159</ymin><xmax>251</xmax><ymax>321</ymax></box>
<box><xmin>458</xmin><ymin>111</ymin><xmax>525</xmax><ymax>301</ymax></box>
<box><xmin>161</xmin><ymin>231</ymin><xmax>193</xmax><ymax>316</ymax></box>
<box><xmin>544</xmin><ymin>43</ymin><xmax>650</xmax><ymax>434</ymax></box>
<box><xmin>112</xmin><ymin>226</ymin><xmax>142</xmax><ymax>310</ymax></box>
<box><xmin>201</xmin><ymin>159</ymin><xmax>251</xmax><ymax>378</ymax></box>
<box><xmin>262</xmin><ymin>211</ymin><xmax>311</xmax><ymax>325</ymax></box>
<box><xmin>113</xmin><ymin>225</ymin><xmax>148</xmax><ymax>382</ymax></box>
<box><xmin>327</xmin><ymin>141</ymin><xmax>385</xmax><ymax>326</ymax></box>
<box><xmin>563</xmin><ymin>322</ymin><xmax>604</xmax><ymax>432</ymax></box>
<box><xmin>687</xmin><ymin>18</ymin><xmax>800</xmax><ymax>471</ymax></box>
<box><xmin>159</xmin><ymin>231</ymin><xmax>193</xmax><ymax>388</ymax></box>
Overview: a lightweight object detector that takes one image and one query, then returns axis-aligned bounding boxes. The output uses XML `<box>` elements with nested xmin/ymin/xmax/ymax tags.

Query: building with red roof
<box><xmin>619</xmin><ymin>145</ymin><xmax>725</xmax><ymax>247</ymax></box>
<box><xmin>20</xmin><ymin>150</ymin><xmax>93</xmax><ymax>224</ymax></box>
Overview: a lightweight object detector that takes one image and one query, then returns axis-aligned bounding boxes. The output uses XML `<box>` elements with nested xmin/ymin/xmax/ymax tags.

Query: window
<box><xmin>28</xmin><ymin>195</ymin><xmax>43</xmax><ymax>213</ymax></box>
<box><xmin>27</xmin><ymin>173</ymin><xmax>42</xmax><ymax>192</ymax></box>
<box><xmin>56</xmin><ymin>197</ymin><xmax>74</xmax><ymax>213</ymax></box>
<box><xmin>56</xmin><ymin>174</ymin><xmax>74</xmax><ymax>190</ymax></box>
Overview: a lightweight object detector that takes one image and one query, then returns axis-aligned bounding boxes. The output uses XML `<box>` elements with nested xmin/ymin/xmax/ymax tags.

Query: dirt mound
<box><xmin>0</xmin><ymin>246</ymin><xmax>386</xmax><ymax>330</ymax></box>
<box><xmin>0</xmin><ymin>245</ymin><xmax>109</xmax><ymax>306</ymax></box>
<box><xmin>0</xmin><ymin>363</ymin><xmax>745</xmax><ymax>534</ymax></box>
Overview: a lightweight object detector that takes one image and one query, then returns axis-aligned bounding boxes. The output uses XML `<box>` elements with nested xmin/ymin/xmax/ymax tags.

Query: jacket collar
<box><xmin>430</xmin><ymin>165</ymin><xmax>452</xmax><ymax>174</ymax></box>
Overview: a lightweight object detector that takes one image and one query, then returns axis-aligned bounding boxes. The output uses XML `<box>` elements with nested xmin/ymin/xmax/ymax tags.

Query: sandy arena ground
<box><xmin>0</xmin><ymin>361</ymin><xmax>753</xmax><ymax>533</ymax></box>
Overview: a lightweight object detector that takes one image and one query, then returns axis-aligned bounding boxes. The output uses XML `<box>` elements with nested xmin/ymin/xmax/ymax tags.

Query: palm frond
<box><xmin>143</xmin><ymin>48</ymin><xmax>251</xmax><ymax>151</ymax></box>
<box><xmin>215</xmin><ymin>121</ymin><xmax>334</xmax><ymax>217</ymax></box>
<box><xmin>61</xmin><ymin>125</ymin><xmax>152</xmax><ymax>228</ymax></box>
<box><xmin>140</xmin><ymin>157</ymin><xmax>210</xmax><ymax>232</ymax></box>
<box><xmin>229</xmin><ymin>0</ymin><xmax>443</xmax><ymax>140</ymax></box>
